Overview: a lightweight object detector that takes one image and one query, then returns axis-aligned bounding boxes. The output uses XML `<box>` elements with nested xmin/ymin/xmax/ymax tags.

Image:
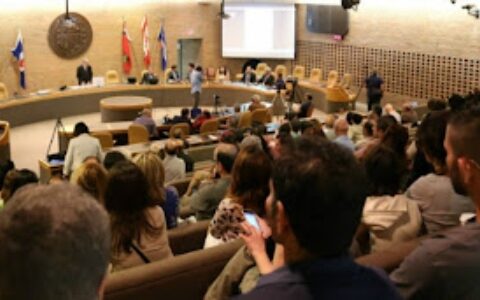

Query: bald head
<box><xmin>334</xmin><ymin>118</ymin><xmax>349</xmax><ymax>136</ymax></box>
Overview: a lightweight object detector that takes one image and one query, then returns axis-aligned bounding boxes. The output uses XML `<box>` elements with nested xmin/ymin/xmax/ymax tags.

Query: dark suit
<box><xmin>167</xmin><ymin>70</ymin><xmax>181</xmax><ymax>82</ymax></box>
<box><xmin>258</xmin><ymin>73</ymin><xmax>275</xmax><ymax>86</ymax></box>
<box><xmin>76</xmin><ymin>65</ymin><xmax>93</xmax><ymax>85</ymax></box>
<box><xmin>241</xmin><ymin>72</ymin><xmax>256</xmax><ymax>84</ymax></box>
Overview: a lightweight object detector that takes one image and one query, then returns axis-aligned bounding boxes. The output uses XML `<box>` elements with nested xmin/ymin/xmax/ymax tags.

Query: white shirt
<box><xmin>63</xmin><ymin>133</ymin><xmax>102</xmax><ymax>175</ymax></box>
<box><xmin>190</xmin><ymin>70</ymin><xmax>202</xmax><ymax>94</ymax></box>
<box><xmin>163</xmin><ymin>154</ymin><xmax>186</xmax><ymax>183</ymax></box>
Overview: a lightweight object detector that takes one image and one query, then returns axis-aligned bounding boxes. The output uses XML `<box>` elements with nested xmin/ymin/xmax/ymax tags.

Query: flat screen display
<box><xmin>222</xmin><ymin>3</ymin><xmax>295</xmax><ymax>59</ymax></box>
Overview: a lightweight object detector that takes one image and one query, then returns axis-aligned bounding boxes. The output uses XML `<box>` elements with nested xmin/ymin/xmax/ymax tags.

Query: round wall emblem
<box><xmin>48</xmin><ymin>13</ymin><xmax>93</xmax><ymax>59</ymax></box>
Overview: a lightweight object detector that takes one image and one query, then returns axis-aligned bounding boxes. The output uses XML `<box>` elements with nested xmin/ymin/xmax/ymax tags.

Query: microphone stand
<box><xmin>46</xmin><ymin>117</ymin><xmax>66</xmax><ymax>161</ymax></box>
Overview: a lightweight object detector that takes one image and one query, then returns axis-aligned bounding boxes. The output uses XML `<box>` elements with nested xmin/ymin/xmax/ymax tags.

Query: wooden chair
<box><xmin>309</xmin><ymin>68</ymin><xmax>323</xmax><ymax>83</ymax></box>
<box><xmin>206</xmin><ymin>67</ymin><xmax>216</xmax><ymax>81</ymax></box>
<box><xmin>293</xmin><ymin>66</ymin><xmax>305</xmax><ymax>80</ymax></box>
<box><xmin>327</xmin><ymin>70</ymin><xmax>339</xmax><ymax>88</ymax></box>
<box><xmin>340</xmin><ymin>73</ymin><xmax>353</xmax><ymax>89</ymax></box>
<box><xmin>105</xmin><ymin>70</ymin><xmax>120</xmax><ymax>84</ymax></box>
<box><xmin>169</xmin><ymin>123</ymin><xmax>190</xmax><ymax>138</ymax></box>
<box><xmin>238</xmin><ymin>111</ymin><xmax>252</xmax><ymax>129</ymax></box>
<box><xmin>251</xmin><ymin>108</ymin><xmax>268</xmax><ymax>125</ymax></box>
<box><xmin>0</xmin><ymin>121</ymin><xmax>11</xmax><ymax>162</ymax></box>
<box><xmin>91</xmin><ymin>131</ymin><xmax>114</xmax><ymax>150</ymax></box>
<box><xmin>274</xmin><ymin>65</ymin><xmax>287</xmax><ymax>79</ymax></box>
<box><xmin>0</xmin><ymin>83</ymin><xmax>8</xmax><ymax>100</ymax></box>
<box><xmin>255</xmin><ymin>63</ymin><xmax>268</xmax><ymax>78</ymax></box>
<box><xmin>128</xmin><ymin>123</ymin><xmax>149</xmax><ymax>144</ymax></box>
<box><xmin>199</xmin><ymin>119</ymin><xmax>218</xmax><ymax>137</ymax></box>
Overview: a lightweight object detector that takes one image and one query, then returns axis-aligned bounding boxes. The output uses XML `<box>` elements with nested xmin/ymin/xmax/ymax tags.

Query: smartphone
<box><xmin>244</xmin><ymin>211</ymin><xmax>260</xmax><ymax>231</ymax></box>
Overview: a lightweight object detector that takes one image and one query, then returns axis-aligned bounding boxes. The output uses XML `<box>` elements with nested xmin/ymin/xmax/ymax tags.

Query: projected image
<box><xmin>222</xmin><ymin>4</ymin><xmax>295</xmax><ymax>59</ymax></box>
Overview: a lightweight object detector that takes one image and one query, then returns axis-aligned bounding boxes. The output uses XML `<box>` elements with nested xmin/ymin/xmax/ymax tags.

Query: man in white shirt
<box><xmin>334</xmin><ymin>118</ymin><xmax>355</xmax><ymax>152</ymax></box>
<box><xmin>63</xmin><ymin>122</ymin><xmax>102</xmax><ymax>177</ymax></box>
<box><xmin>190</xmin><ymin>65</ymin><xmax>203</xmax><ymax>108</ymax></box>
<box><xmin>163</xmin><ymin>139</ymin><xmax>186</xmax><ymax>183</ymax></box>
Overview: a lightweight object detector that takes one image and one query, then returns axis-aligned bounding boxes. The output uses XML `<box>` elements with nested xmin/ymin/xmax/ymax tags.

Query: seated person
<box><xmin>361</xmin><ymin>145</ymin><xmax>422</xmax><ymax>253</ymax></box>
<box><xmin>257</xmin><ymin>68</ymin><xmax>275</xmax><ymax>86</ymax></box>
<box><xmin>134</xmin><ymin>108</ymin><xmax>159</xmax><ymax>139</ymax></box>
<box><xmin>248</xmin><ymin>95</ymin><xmax>266</xmax><ymax>112</ymax></box>
<box><xmin>334</xmin><ymin>118</ymin><xmax>355</xmax><ymax>152</ymax></box>
<box><xmin>163</xmin><ymin>139</ymin><xmax>186</xmax><ymax>183</ymax></box>
<box><xmin>140</xmin><ymin>67</ymin><xmax>159</xmax><ymax>85</ymax></box>
<box><xmin>1</xmin><ymin>169</ymin><xmax>38</xmax><ymax>204</ymax></box>
<box><xmin>63</xmin><ymin>122</ymin><xmax>102</xmax><ymax>177</ymax></box>
<box><xmin>216</xmin><ymin>66</ymin><xmax>230</xmax><ymax>83</ymax></box>
<box><xmin>192</xmin><ymin>109</ymin><xmax>212</xmax><ymax>132</ymax></box>
<box><xmin>169</xmin><ymin>108</ymin><xmax>192</xmax><ymax>128</ymax></box>
<box><xmin>105</xmin><ymin>161</ymin><xmax>172</xmax><ymax>272</ymax></box>
<box><xmin>297</xmin><ymin>94</ymin><xmax>313</xmax><ymax>119</ymax></box>
<box><xmin>241</xmin><ymin>66</ymin><xmax>256</xmax><ymax>84</ymax></box>
<box><xmin>275</xmin><ymin>73</ymin><xmax>286</xmax><ymax>90</ymax></box>
<box><xmin>401</xmin><ymin>102</ymin><xmax>419</xmax><ymax>124</ymax></box>
<box><xmin>182</xmin><ymin>143</ymin><xmax>238</xmax><ymax>220</ymax></box>
<box><xmin>167</xmin><ymin>64</ymin><xmax>181</xmax><ymax>83</ymax></box>
<box><xmin>347</xmin><ymin>112</ymin><xmax>364</xmax><ymax>144</ymax></box>
<box><xmin>384</xmin><ymin>103</ymin><xmax>401</xmax><ymax>123</ymax></box>
<box><xmin>236</xmin><ymin>137</ymin><xmax>400</xmax><ymax>299</ymax></box>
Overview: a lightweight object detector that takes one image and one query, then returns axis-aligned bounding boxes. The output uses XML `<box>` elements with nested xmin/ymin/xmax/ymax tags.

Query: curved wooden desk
<box><xmin>100</xmin><ymin>96</ymin><xmax>152</xmax><ymax>122</ymax></box>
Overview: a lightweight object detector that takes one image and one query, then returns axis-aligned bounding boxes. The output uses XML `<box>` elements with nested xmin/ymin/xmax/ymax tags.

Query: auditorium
<box><xmin>0</xmin><ymin>0</ymin><xmax>479</xmax><ymax>299</ymax></box>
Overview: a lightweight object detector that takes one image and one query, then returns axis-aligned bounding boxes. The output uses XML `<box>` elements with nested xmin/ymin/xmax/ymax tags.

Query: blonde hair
<box><xmin>132</xmin><ymin>152</ymin><xmax>166</xmax><ymax>206</ymax></box>
<box><xmin>75</xmin><ymin>162</ymin><xmax>108</xmax><ymax>203</ymax></box>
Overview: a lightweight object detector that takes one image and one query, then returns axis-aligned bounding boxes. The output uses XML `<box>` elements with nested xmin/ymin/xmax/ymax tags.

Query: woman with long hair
<box><xmin>105</xmin><ymin>161</ymin><xmax>172</xmax><ymax>272</ymax></box>
<box><xmin>204</xmin><ymin>145</ymin><xmax>272</xmax><ymax>248</ymax></box>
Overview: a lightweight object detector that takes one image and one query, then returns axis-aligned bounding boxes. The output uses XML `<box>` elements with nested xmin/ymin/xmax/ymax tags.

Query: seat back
<box><xmin>199</xmin><ymin>119</ymin><xmax>218</xmax><ymax>136</ymax></box>
<box><xmin>128</xmin><ymin>123</ymin><xmax>149</xmax><ymax>144</ymax></box>
<box><xmin>251</xmin><ymin>108</ymin><xmax>268</xmax><ymax>125</ymax></box>
<box><xmin>293</xmin><ymin>65</ymin><xmax>305</xmax><ymax>80</ymax></box>
<box><xmin>238</xmin><ymin>111</ymin><xmax>252</xmax><ymax>129</ymax></box>
<box><xmin>91</xmin><ymin>131</ymin><xmax>114</xmax><ymax>150</ymax></box>
<box><xmin>167</xmin><ymin>220</ymin><xmax>210</xmax><ymax>255</ymax></box>
<box><xmin>340</xmin><ymin>73</ymin><xmax>353</xmax><ymax>89</ymax></box>
<box><xmin>274</xmin><ymin>64</ymin><xmax>287</xmax><ymax>79</ymax></box>
<box><xmin>255</xmin><ymin>63</ymin><xmax>268</xmax><ymax>78</ymax></box>
<box><xmin>327</xmin><ymin>70</ymin><xmax>339</xmax><ymax>88</ymax></box>
<box><xmin>0</xmin><ymin>83</ymin><xmax>8</xmax><ymax>100</ymax></box>
<box><xmin>325</xmin><ymin>86</ymin><xmax>349</xmax><ymax>102</ymax></box>
<box><xmin>309</xmin><ymin>68</ymin><xmax>323</xmax><ymax>83</ymax></box>
<box><xmin>169</xmin><ymin>123</ymin><xmax>190</xmax><ymax>138</ymax></box>
<box><xmin>106</xmin><ymin>70</ymin><xmax>120</xmax><ymax>84</ymax></box>
<box><xmin>0</xmin><ymin>121</ymin><xmax>11</xmax><ymax>161</ymax></box>
<box><xmin>104</xmin><ymin>240</ymin><xmax>242</xmax><ymax>300</ymax></box>
<box><xmin>206</xmin><ymin>67</ymin><xmax>216</xmax><ymax>81</ymax></box>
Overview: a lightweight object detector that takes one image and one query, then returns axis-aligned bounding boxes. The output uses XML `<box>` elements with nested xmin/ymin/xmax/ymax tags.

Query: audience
<box><xmin>192</xmin><ymin>109</ymin><xmax>212</xmax><ymax>132</ymax></box>
<box><xmin>401</xmin><ymin>102</ymin><xmax>419</xmax><ymax>124</ymax></box>
<box><xmin>297</xmin><ymin>93</ymin><xmax>313</xmax><ymax>119</ymax></box>
<box><xmin>361</xmin><ymin>145</ymin><xmax>421</xmax><ymax>252</ymax></box>
<box><xmin>169</xmin><ymin>107</ymin><xmax>192</xmax><ymax>128</ymax></box>
<box><xmin>133</xmin><ymin>152</ymin><xmax>179</xmax><ymax>229</ymax></box>
<box><xmin>0</xmin><ymin>183</ymin><xmax>110</xmax><ymax>299</ymax></box>
<box><xmin>390</xmin><ymin>108</ymin><xmax>480</xmax><ymax>299</ymax></box>
<box><xmin>73</xmin><ymin>161</ymin><xmax>108</xmax><ymax>203</ymax></box>
<box><xmin>134</xmin><ymin>108</ymin><xmax>158</xmax><ymax>139</ymax></box>
<box><xmin>347</xmin><ymin>111</ymin><xmax>364</xmax><ymax>144</ymax></box>
<box><xmin>248</xmin><ymin>94</ymin><xmax>266</xmax><ymax>112</ymax></box>
<box><xmin>204</xmin><ymin>145</ymin><xmax>271</xmax><ymax>248</ymax></box>
<box><xmin>63</xmin><ymin>122</ymin><xmax>102</xmax><ymax>177</ymax></box>
<box><xmin>0</xmin><ymin>160</ymin><xmax>15</xmax><ymax>208</ymax></box>
<box><xmin>1</xmin><ymin>169</ymin><xmax>38</xmax><ymax>204</ymax></box>
<box><xmin>163</xmin><ymin>139</ymin><xmax>186</xmax><ymax>183</ymax></box>
<box><xmin>322</xmin><ymin>114</ymin><xmax>336</xmax><ymax>140</ymax></box>
<box><xmin>405</xmin><ymin>111</ymin><xmax>474</xmax><ymax>234</ymax></box>
<box><xmin>384</xmin><ymin>103</ymin><xmax>401</xmax><ymax>123</ymax></box>
<box><xmin>236</xmin><ymin>137</ymin><xmax>400</xmax><ymax>299</ymax></box>
<box><xmin>105</xmin><ymin>161</ymin><xmax>172</xmax><ymax>272</ymax></box>
<box><xmin>103</xmin><ymin>150</ymin><xmax>128</xmax><ymax>170</ymax></box>
<box><xmin>333</xmin><ymin>118</ymin><xmax>355</xmax><ymax>152</ymax></box>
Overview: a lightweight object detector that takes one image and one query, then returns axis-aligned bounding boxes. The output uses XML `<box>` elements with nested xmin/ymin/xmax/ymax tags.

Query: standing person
<box><xmin>366</xmin><ymin>71</ymin><xmax>384</xmax><ymax>111</ymax></box>
<box><xmin>190</xmin><ymin>65</ymin><xmax>203</xmax><ymax>108</ymax></box>
<box><xmin>76</xmin><ymin>58</ymin><xmax>93</xmax><ymax>85</ymax></box>
<box><xmin>271</xmin><ymin>89</ymin><xmax>286</xmax><ymax>122</ymax></box>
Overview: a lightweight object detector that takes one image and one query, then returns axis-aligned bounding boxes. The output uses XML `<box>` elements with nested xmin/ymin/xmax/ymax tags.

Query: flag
<box><xmin>11</xmin><ymin>31</ymin><xmax>26</xmax><ymax>89</ymax></box>
<box><xmin>158</xmin><ymin>24</ymin><xmax>167</xmax><ymax>71</ymax></box>
<box><xmin>141</xmin><ymin>16</ymin><xmax>151</xmax><ymax>68</ymax></box>
<box><xmin>122</xmin><ymin>22</ymin><xmax>132</xmax><ymax>74</ymax></box>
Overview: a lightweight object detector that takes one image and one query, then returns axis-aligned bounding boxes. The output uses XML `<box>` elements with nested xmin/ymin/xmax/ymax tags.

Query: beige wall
<box><xmin>1</xmin><ymin>0</ymin><xmax>479</xmax><ymax>97</ymax></box>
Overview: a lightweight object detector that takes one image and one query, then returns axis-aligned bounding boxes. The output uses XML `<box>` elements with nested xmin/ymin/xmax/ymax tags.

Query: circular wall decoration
<box><xmin>48</xmin><ymin>13</ymin><xmax>93</xmax><ymax>59</ymax></box>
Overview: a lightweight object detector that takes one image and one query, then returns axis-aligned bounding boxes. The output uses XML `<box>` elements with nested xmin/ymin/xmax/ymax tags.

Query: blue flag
<box><xmin>158</xmin><ymin>25</ymin><xmax>167</xmax><ymax>71</ymax></box>
<box><xmin>11</xmin><ymin>31</ymin><xmax>26</xmax><ymax>89</ymax></box>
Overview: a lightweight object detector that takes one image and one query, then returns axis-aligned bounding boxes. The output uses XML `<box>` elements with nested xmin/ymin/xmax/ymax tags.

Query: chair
<box><xmin>274</xmin><ymin>64</ymin><xmax>287</xmax><ymax>79</ymax></box>
<box><xmin>105</xmin><ymin>70</ymin><xmax>120</xmax><ymax>84</ymax></box>
<box><xmin>293</xmin><ymin>66</ymin><xmax>305</xmax><ymax>80</ymax></box>
<box><xmin>0</xmin><ymin>83</ymin><xmax>8</xmax><ymax>100</ymax></box>
<box><xmin>91</xmin><ymin>131</ymin><xmax>114</xmax><ymax>150</ymax></box>
<box><xmin>255</xmin><ymin>63</ymin><xmax>268</xmax><ymax>78</ymax></box>
<box><xmin>327</xmin><ymin>70</ymin><xmax>339</xmax><ymax>88</ymax></box>
<box><xmin>309</xmin><ymin>68</ymin><xmax>323</xmax><ymax>83</ymax></box>
<box><xmin>237</xmin><ymin>111</ymin><xmax>252</xmax><ymax>129</ymax></box>
<box><xmin>251</xmin><ymin>108</ymin><xmax>268</xmax><ymax>125</ymax></box>
<box><xmin>128</xmin><ymin>123</ymin><xmax>149</xmax><ymax>144</ymax></box>
<box><xmin>169</xmin><ymin>123</ymin><xmax>190</xmax><ymax>138</ymax></box>
<box><xmin>0</xmin><ymin>121</ymin><xmax>11</xmax><ymax>162</ymax></box>
<box><xmin>206</xmin><ymin>67</ymin><xmax>216</xmax><ymax>81</ymax></box>
<box><xmin>340</xmin><ymin>73</ymin><xmax>353</xmax><ymax>89</ymax></box>
<box><xmin>199</xmin><ymin>119</ymin><xmax>219</xmax><ymax>136</ymax></box>
<box><xmin>167</xmin><ymin>220</ymin><xmax>210</xmax><ymax>255</ymax></box>
<box><xmin>163</xmin><ymin>67</ymin><xmax>172</xmax><ymax>82</ymax></box>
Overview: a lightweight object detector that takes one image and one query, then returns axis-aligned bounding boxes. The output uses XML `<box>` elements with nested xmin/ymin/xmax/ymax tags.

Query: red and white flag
<box><xmin>141</xmin><ymin>16</ymin><xmax>151</xmax><ymax>68</ymax></box>
<box><xmin>122</xmin><ymin>21</ymin><xmax>132</xmax><ymax>74</ymax></box>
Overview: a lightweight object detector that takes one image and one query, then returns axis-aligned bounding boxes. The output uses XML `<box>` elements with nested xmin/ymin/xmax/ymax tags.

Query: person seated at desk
<box><xmin>76</xmin><ymin>58</ymin><xmax>93</xmax><ymax>85</ymax></box>
<box><xmin>275</xmin><ymin>73</ymin><xmax>286</xmax><ymax>90</ymax></box>
<box><xmin>63</xmin><ymin>122</ymin><xmax>102</xmax><ymax>177</ymax></box>
<box><xmin>258</xmin><ymin>68</ymin><xmax>275</xmax><ymax>87</ymax></box>
<box><xmin>248</xmin><ymin>94</ymin><xmax>266</xmax><ymax>112</ymax></box>
<box><xmin>192</xmin><ymin>109</ymin><xmax>212</xmax><ymax>132</ymax></box>
<box><xmin>167</xmin><ymin>65</ymin><xmax>181</xmax><ymax>83</ymax></box>
<box><xmin>140</xmin><ymin>67</ymin><xmax>159</xmax><ymax>85</ymax></box>
<box><xmin>134</xmin><ymin>108</ymin><xmax>159</xmax><ymax>139</ymax></box>
<box><xmin>216</xmin><ymin>66</ymin><xmax>230</xmax><ymax>83</ymax></box>
<box><xmin>297</xmin><ymin>94</ymin><xmax>313</xmax><ymax>119</ymax></box>
<box><xmin>241</xmin><ymin>66</ymin><xmax>256</xmax><ymax>84</ymax></box>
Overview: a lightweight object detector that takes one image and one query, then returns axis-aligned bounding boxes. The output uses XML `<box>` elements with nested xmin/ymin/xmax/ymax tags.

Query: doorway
<box><xmin>177</xmin><ymin>39</ymin><xmax>202</xmax><ymax>79</ymax></box>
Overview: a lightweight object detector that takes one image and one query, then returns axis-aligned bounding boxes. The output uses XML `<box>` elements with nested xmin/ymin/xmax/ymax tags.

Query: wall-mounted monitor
<box><xmin>222</xmin><ymin>3</ymin><xmax>295</xmax><ymax>59</ymax></box>
<box><xmin>306</xmin><ymin>5</ymin><xmax>349</xmax><ymax>36</ymax></box>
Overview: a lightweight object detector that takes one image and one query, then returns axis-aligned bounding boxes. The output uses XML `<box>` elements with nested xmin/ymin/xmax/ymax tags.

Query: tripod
<box><xmin>46</xmin><ymin>117</ymin><xmax>66</xmax><ymax>161</ymax></box>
